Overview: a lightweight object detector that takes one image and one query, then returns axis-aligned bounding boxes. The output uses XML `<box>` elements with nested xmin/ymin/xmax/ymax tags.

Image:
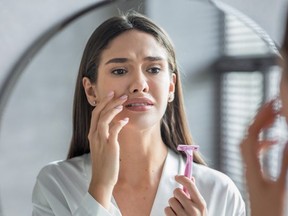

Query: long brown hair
<box><xmin>67</xmin><ymin>11</ymin><xmax>206</xmax><ymax>165</ymax></box>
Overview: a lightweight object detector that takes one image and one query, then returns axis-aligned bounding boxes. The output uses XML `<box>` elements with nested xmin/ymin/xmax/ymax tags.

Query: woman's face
<box><xmin>94</xmin><ymin>30</ymin><xmax>176</xmax><ymax>129</ymax></box>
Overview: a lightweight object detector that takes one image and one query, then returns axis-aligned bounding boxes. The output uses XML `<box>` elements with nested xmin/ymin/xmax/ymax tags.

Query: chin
<box><xmin>125</xmin><ymin>117</ymin><xmax>159</xmax><ymax>130</ymax></box>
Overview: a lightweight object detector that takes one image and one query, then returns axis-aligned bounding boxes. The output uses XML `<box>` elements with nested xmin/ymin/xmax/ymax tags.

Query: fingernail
<box><xmin>115</xmin><ymin>105</ymin><xmax>123</xmax><ymax>110</ymax></box>
<box><xmin>107</xmin><ymin>91</ymin><xmax>114</xmax><ymax>97</ymax></box>
<box><xmin>123</xmin><ymin>117</ymin><xmax>129</xmax><ymax>122</ymax></box>
<box><xmin>120</xmin><ymin>95</ymin><xmax>128</xmax><ymax>100</ymax></box>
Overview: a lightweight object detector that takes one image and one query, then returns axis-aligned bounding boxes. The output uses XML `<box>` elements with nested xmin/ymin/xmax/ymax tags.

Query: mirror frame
<box><xmin>0</xmin><ymin>0</ymin><xmax>115</xmax><ymax>119</ymax></box>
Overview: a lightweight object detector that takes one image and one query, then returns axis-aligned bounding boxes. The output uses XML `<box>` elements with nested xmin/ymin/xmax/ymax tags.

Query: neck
<box><xmin>116</xmin><ymin>126</ymin><xmax>168</xmax><ymax>186</ymax></box>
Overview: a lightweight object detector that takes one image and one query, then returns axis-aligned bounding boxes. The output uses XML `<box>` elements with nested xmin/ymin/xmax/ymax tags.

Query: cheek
<box><xmin>154</xmin><ymin>84</ymin><xmax>171</xmax><ymax>108</ymax></box>
<box><xmin>151</xmin><ymin>77</ymin><xmax>170</xmax><ymax>94</ymax></box>
<box><xmin>95</xmin><ymin>78</ymin><xmax>126</xmax><ymax>99</ymax></box>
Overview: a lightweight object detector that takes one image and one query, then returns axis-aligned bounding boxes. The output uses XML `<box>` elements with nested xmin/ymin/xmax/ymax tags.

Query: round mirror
<box><xmin>0</xmin><ymin>0</ymin><xmax>280</xmax><ymax>215</ymax></box>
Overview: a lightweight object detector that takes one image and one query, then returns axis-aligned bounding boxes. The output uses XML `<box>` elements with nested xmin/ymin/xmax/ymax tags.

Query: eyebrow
<box><xmin>105</xmin><ymin>56</ymin><xmax>165</xmax><ymax>65</ymax></box>
<box><xmin>105</xmin><ymin>58</ymin><xmax>128</xmax><ymax>65</ymax></box>
<box><xmin>144</xmin><ymin>56</ymin><xmax>165</xmax><ymax>61</ymax></box>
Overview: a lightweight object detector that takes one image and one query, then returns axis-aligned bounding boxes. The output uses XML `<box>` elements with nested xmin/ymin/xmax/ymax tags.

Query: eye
<box><xmin>111</xmin><ymin>68</ymin><xmax>127</xmax><ymax>75</ymax></box>
<box><xmin>147</xmin><ymin>67</ymin><xmax>161</xmax><ymax>74</ymax></box>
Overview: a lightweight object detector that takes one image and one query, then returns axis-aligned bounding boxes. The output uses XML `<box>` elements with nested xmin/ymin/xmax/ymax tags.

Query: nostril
<box><xmin>129</xmin><ymin>79</ymin><xmax>149</xmax><ymax>93</ymax></box>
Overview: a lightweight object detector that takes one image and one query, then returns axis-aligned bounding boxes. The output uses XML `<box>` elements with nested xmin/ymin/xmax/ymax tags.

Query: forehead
<box><xmin>100</xmin><ymin>30</ymin><xmax>168</xmax><ymax>61</ymax></box>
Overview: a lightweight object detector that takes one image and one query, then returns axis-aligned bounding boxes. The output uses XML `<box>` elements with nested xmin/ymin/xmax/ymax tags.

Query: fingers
<box><xmin>167</xmin><ymin>197</ymin><xmax>185</xmax><ymax>215</ymax></box>
<box><xmin>258</xmin><ymin>140</ymin><xmax>278</xmax><ymax>153</ymax></box>
<box><xmin>240</xmin><ymin>99</ymin><xmax>280</xmax><ymax>176</ymax></box>
<box><xmin>165</xmin><ymin>176</ymin><xmax>207</xmax><ymax>215</ymax></box>
<box><xmin>89</xmin><ymin>92</ymin><xmax>128</xmax><ymax>140</ymax></box>
<box><xmin>164</xmin><ymin>206</ymin><xmax>176</xmax><ymax>216</ymax></box>
<box><xmin>109</xmin><ymin>118</ymin><xmax>129</xmax><ymax>144</ymax></box>
<box><xmin>172</xmin><ymin>188</ymin><xmax>197</xmax><ymax>214</ymax></box>
<box><xmin>248</xmin><ymin>99</ymin><xmax>279</xmax><ymax>138</ymax></box>
<box><xmin>89</xmin><ymin>91</ymin><xmax>115</xmax><ymax>135</ymax></box>
<box><xmin>175</xmin><ymin>176</ymin><xmax>205</xmax><ymax>205</ymax></box>
<box><xmin>241</xmin><ymin>139</ymin><xmax>277</xmax><ymax>158</ymax></box>
<box><xmin>87</xmin><ymin>92</ymin><xmax>129</xmax><ymax>191</ymax></box>
<box><xmin>174</xmin><ymin>175</ymin><xmax>207</xmax><ymax>215</ymax></box>
<box><xmin>96</xmin><ymin>102</ymin><xmax>126</xmax><ymax>140</ymax></box>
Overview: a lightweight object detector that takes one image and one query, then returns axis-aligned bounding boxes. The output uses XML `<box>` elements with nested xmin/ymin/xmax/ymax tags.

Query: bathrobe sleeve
<box><xmin>32</xmin><ymin>160</ymin><xmax>122</xmax><ymax>216</ymax></box>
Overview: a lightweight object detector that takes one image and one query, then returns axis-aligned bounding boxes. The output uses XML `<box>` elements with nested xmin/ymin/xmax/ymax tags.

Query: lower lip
<box><xmin>125</xmin><ymin>105</ymin><xmax>153</xmax><ymax>112</ymax></box>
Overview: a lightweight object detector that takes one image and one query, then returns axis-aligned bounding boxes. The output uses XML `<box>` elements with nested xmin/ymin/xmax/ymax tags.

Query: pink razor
<box><xmin>177</xmin><ymin>144</ymin><xmax>199</xmax><ymax>194</ymax></box>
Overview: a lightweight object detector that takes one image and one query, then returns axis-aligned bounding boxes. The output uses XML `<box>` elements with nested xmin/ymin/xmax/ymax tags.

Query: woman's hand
<box><xmin>88</xmin><ymin>91</ymin><xmax>129</xmax><ymax>208</ymax></box>
<box><xmin>165</xmin><ymin>175</ymin><xmax>207</xmax><ymax>216</ymax></box>
<box><xmin>240</xmin><ymin>99</ymin><xmax>288</xmax><ymax>216</ymax></box>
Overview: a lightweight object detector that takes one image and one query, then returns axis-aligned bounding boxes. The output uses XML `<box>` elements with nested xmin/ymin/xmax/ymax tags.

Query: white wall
<box><xmin>221</xmin><ymin>0</ymin><xmax>288</xmax><ymax>46</ymax></box>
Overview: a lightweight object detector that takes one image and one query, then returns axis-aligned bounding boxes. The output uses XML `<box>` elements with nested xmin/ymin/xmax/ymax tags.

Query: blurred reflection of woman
<box><xmin>240</xmin><ymin>11</ymin><xmax>288</xmax><ymax>216</ymax></box>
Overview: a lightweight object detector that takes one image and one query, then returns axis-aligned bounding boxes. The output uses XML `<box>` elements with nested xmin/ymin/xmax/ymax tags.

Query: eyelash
<box><xmin>147</xmin><ymin>67</ymin><xmax>161</xmax><ymax>74</ymax></box>
<box><xmin>111</xmin><ymin>68</ymin><xmax>127</xmax><ymax>75</ymax></box>
<box><xmin>111</xmin><ymin>66</ymin><xmax>162</xmax><ymax>76</ymax></box>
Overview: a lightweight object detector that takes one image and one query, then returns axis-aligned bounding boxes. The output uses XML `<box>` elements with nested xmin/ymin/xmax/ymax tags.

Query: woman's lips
<box><xmin>124</xmin><ymin>98</ymin><xmax>154</xmax><ymax>111</ymax></box>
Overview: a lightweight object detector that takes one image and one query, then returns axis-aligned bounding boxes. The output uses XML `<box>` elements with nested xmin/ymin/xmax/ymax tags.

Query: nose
<box><xmin>129</xmin><ymin>70</ymin><xmax>149</xmax><ymax>94</ymax></box>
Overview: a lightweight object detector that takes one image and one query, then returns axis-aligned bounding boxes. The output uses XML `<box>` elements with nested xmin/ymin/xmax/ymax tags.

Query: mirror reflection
<box><xmin>0</xmin><ymin>0</ymin><xmax>281</xmax><ymax>215</ymax></box>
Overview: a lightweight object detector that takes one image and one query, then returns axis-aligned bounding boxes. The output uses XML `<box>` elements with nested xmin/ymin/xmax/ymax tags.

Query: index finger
<box><xmin>89</xmin><ymin>91</ymin><xmax>115</xmax><ymax>134</ymax></box>
<box><xmin>247</xmin><ymin>98</ymin><xmax>280</xmax><ymax>138</ymax></box>
<box><xmin>175</xmin><ymin>175</ymin><xmax>204</xmax><ymax>205</ymax></box>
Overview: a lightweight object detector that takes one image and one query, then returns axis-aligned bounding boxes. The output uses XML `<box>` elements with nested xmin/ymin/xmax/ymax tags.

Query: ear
<box><xmin>82</xmin><ymin>77</ymin><xmax>97</xmax><ymax>106</ymax></box>
<box><xmin>169</xmin><ymin>73</ymin><xmax>176</xmax><ymax>93</ymax></box>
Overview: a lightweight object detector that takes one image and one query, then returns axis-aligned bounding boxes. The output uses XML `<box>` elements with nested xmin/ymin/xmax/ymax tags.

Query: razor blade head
<box><xmin>177</xmin><ymin>144</ymin><xmax>199</xmax><ymax>155</ymax></box>
<box><xmin>177</xmin><ymin>144</ymin><xmax>199</xmax><ymax>151</ymax></box>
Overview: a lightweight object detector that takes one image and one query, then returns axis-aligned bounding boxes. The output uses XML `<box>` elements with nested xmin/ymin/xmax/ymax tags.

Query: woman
<box><xmin>240</xmin><ymin>12</ymin><xmax>288</xmax><ymax>216</ymax></box>
<box><xmin>32</xmin><ymin>11</ymin><xmax>245</xmax><ymax>216</ymax></box>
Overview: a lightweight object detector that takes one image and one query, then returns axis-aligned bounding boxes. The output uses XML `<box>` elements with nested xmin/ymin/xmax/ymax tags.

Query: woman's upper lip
<box><xmin>124</xmin><ymin>97</ymin><xmax>154</xmax><ymax>107</ymax></box>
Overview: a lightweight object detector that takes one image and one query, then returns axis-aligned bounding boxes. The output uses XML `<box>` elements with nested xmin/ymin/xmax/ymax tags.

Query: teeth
<box><xmin>127</xmin><ymin>103</ymin><xmax>148</xmax><ymax>107</ymax></box>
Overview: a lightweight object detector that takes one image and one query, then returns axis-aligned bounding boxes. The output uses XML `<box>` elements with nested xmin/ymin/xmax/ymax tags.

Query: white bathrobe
<box><xmin>32</xmin><ymin>148</ymin><xmax>246</xmax><ymax>216</ymax></box>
